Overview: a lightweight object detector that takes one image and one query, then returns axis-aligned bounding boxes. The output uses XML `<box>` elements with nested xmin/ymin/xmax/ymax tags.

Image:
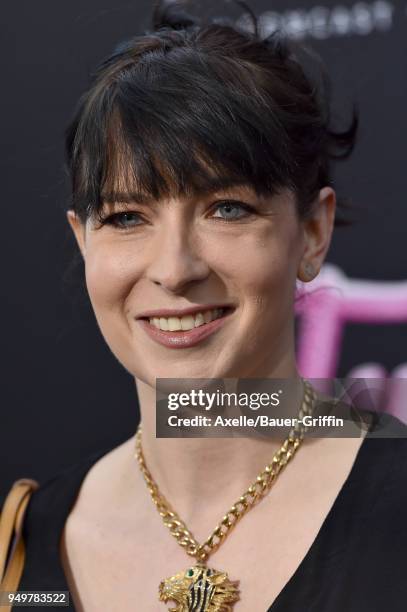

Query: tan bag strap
<box><xmin>0</xmin><ymin>478</ymin><xmax>39</xmax><ymax>596</ymax></box>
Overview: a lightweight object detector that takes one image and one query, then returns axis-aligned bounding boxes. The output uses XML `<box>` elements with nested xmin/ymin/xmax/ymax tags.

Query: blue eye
<box><xmin>211</xmin><ymin>201</ymin><xmax>254</xmax><ymax>221</ymax></box>
<box><xmin>99</xmin><ymin>211</ymin><xmax>143</xmax><ymax>229</ymax></box>
<box><xmin>96</xmin><ymin>200</ymin><xmax>255</xmax><ymax>229</ymax></box>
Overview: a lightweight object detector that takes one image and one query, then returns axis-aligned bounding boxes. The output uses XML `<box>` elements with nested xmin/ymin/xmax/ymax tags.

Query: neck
<box><xmin>134</xmin><ymin>360</ymin><xmax>303</xmax><ymax>525</ymax></box>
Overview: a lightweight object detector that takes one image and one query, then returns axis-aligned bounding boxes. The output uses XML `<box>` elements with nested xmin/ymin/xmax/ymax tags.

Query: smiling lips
<box><xmin>136</xmin><ymin>305</ymin><xmax>234</xmax><ymax>348</ymax></box>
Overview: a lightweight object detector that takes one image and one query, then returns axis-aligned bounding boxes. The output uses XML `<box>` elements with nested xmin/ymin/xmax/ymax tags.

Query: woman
<box><xmin>11</xmin><ymin>2</ymin><xmax>407</xmax><ymax>611</ymax></box>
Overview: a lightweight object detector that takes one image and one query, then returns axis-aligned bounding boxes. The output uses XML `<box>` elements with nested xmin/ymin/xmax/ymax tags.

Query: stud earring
<box><xmin>304</xmin><ymin>262</ymin><xmax>315</xmax><ymax>278</ymax></box>
<box><xmin>298</xmin><ymin>262</ymin><xmax>316</xmax><ymax>281</ymax></box>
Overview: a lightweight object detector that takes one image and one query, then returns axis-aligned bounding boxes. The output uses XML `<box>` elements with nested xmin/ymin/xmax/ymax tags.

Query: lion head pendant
<box><xmin>159</xmin><ymin>564</ymin><xmax>240</xmax><ymax>611</ymax></box>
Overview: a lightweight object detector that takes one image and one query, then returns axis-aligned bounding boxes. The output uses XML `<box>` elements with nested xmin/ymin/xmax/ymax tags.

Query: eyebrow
<box><xmin>101</xmin><ymin>177</ymin><xmax>255</xmax><ymax>205</ymax></box>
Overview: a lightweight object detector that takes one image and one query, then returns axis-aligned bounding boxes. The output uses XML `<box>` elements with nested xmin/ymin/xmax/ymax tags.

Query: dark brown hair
<box><xmin>65</xmin><ymin>0</ymin><xmax>358</xmax><ymax>225</ymax></box>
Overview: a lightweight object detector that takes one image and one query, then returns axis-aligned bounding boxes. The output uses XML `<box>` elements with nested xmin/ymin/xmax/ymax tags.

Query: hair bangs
<box><xmin>73</xmin><ymin>52</ymin><xmax>294</xmax><ymax>223</ymax></box>
<box><xmin>66</xmin><ymin>10</ymin><xmax>358</xmax><ymax>226</ymax></box>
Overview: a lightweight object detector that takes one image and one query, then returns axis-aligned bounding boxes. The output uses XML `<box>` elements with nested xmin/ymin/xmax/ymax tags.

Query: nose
<box><xmin>145</xmin><ymin>222</ymin><xmax>210</xmax><ymax>294</ymax></box>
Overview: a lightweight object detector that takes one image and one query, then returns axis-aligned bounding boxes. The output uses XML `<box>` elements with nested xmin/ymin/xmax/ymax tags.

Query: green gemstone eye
<box><xmin>187</xmin><ymin>569</ymin><xmax>194</xmax><ymax>577</ymax></box>
<box><xmin>207</xmin><ymin>569</ymin><xmax>212</xmax><ymax>576</ymax></box>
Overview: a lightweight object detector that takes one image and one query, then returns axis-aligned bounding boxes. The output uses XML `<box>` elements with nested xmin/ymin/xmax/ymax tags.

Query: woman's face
<box><xmin>68</xmin><ymin>183</ymin><xmax>334</xmax><ymax>386</ymax></box>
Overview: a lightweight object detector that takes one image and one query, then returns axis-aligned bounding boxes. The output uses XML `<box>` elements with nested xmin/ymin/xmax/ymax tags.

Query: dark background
<box><xmin>1</xmin><ymin>0</ymin><xmax>406</xmax><ymax>497</ymax></box>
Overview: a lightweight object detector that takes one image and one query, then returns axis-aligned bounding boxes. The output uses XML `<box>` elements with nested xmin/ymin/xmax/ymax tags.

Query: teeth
<box><xmin>194</xmin><ymin>312</ymin><xmax>204</xmax><ymax>327</ymax></box>
<box><xmin>168</xmin><ymin>317</ymin><xmax>182</xmax><ymax>331</ymax></box>
<box><xmin>203</xmin><ymin>310</ymin><xmax>212</xmax><ymax>324</ymax></box>
<box><xmin>149</xmin><ymin>308</ymin><xmax>225</xmax><ymax>331</ymax></box>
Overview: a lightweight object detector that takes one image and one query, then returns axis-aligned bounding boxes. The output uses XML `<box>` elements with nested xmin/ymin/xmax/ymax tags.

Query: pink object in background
<box><xmin>295</xmin><ymin>264</ymin><xmax>407</xmax><ymax>421</ymax></box>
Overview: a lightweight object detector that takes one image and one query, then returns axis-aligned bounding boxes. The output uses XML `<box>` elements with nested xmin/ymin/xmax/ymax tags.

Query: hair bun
<box><xmin>152</xmin><ymin>0</ymin><xmax>198</xmax><ymax>31</ymax></box>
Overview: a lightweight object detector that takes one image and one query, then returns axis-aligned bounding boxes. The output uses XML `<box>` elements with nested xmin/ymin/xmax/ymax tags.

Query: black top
<box><xmin>16</xmin><ymin>413</ymin><xmax>407</xmax><ymax>611</ymax></box>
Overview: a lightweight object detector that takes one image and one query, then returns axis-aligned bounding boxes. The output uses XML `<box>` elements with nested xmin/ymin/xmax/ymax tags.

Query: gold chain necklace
<box><xmin>134</xmin><ymin>379</ymin><xmax>316</xmax><ymax>611</ymax></box>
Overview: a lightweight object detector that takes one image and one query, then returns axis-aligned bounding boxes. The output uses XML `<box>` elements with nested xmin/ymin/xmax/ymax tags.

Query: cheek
<box><xmin>82</xmin><ymin>242</ymin><xmax>146</xmax><ymax>376</ymax></box>
<box><xmin>207</xmin><ymin>224</ymin><xmax>300</xmax><ymax>313</ymax></box>
<box><xmin>84</xmin><ymin>243</ymin><xmax>143</xmax><ymax>313</ymax></box>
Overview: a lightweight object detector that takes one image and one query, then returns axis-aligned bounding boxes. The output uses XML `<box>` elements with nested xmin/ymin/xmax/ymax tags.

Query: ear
<box><xmin>66</xmin><ymin>209</ymin><xmax>87</xmax><ymax>259</ymax></box>
<box><xmin>297</xmin><ymin>187</ymin><xmax>336</xmax><ymax>282</ymax></box>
